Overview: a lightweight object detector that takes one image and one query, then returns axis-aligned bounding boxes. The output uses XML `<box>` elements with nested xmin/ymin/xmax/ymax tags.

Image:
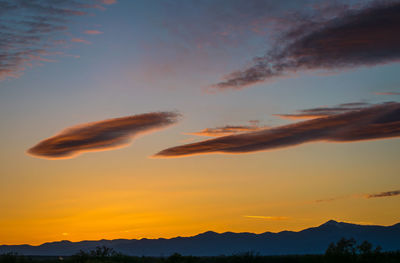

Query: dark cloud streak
<box><xmin>213</xmin><ymin>1</ymin><xmax>400</xmax><ymax>90</ymax></box>
<box><xmin>366</xmin><ymin>190</ymin><xmax>400</xmax><ymax>198</ymax></box>
<box><xmin>315</xmin><ymin>189</ymin><xmax>400</xmax><ymax>203</ymax></box>
<box><xmin>187</xmin><ymin>122</ymin><xmax>268</xmax><ymax>137</ymax></box>
<box><xmin>155</xmin><ymin>102</ymin><xmax>400</xmax><ymax>158</ymax></box>
<box><xmin>28</xmin><ymin>112</ymin><xmax>180</xmax><ymax>159</ymax></box>
<box><xmin>275</xmin><ymin>102</ymin><xmax>371</xmax><ymax>119</ymax></box>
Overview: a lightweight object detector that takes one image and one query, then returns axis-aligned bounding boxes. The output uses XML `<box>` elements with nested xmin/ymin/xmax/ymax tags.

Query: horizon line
<box><xmin>2</xmin><ymin>219</ymin><xmax>399</xmax><ymax>247</ymax></box>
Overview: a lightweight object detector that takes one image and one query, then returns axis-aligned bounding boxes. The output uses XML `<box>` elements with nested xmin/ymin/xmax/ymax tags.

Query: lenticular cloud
<box><xmin>28</xmin><ymin>112</ymin><xmax>180</xmax><ymax>159</ymax></box>
<box><xmin>213</xmin><ymin>1</ymin><xmax>400</xmax><ymax>90</ymax></box>
<box><xmin>155</xmin><ymin>102</ymin><xmax>400</xmax><ymax>158</ymax></box>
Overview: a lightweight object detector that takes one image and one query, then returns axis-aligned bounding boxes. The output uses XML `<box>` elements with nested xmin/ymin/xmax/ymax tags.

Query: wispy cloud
<box><xmin>275</xmin><ymin>102</ymin><xmax>370</xmax><ymax>120</ymax></box>
<box><xmin>154</xmin><ymin>102</ymin><xmax>400</xmax><ymax>158</ymax></box>
<box><xmin>71</xmin><ymin>38</ymin><xmax>91</xmax><ymax>44</ymax></box>
<box><xmin>375</xmin><ymin>91</ymin><xmax>400</xmax><ymax>96</ymax></box>
<box><xmin>28</xmin><ymin>112</ymin><xmax>180</xmax><ymax>159</ymax></box>
<box><xmin>212</xmin><ymin>1</ymin><xmax>400</xmax><ymax>90</ymax></box>
<box><xmin>84</xmin><ymin>30</ymin><xmax>103</xmax><ymax>35</ymax></box>
<box><xmin>0</xmin><ymin>0</ymin><xmax>112</xmax><ymax>80</ymax></box>
<box><xmin>100</xmin><ymin>0</ymin><xmax>117</xmax><ymax>5</ymax></box>
<box><xmin>365</xmin><ymin>190</ymin><xmax>400</xmax><ymax>198</ymax></box>
<box><xmin>316</xmin><ymin>189</ymin><xmax>400</xmax><ymax>203</ymax></box>
<box><xmin>244</xmin><ymin>215</ymin><xmax>289</xmax><ymax>221</ymax></box>
<box><xmin>186</xmin><ymin>121</ymin><xmax>268</xmax><ymax>137</ymax></box>
<box><xmin>160</xmin><ymin>1</ymin><xmax>310</xmax><ymax>51</ymax></box>
<box><xmin>315</xmin><ymin>194</ymin><xmax>359</xmax><ymax>203</ymax></box>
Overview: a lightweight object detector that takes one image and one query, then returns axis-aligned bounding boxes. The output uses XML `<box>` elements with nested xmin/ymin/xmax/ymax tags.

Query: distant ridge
<box><xmin>1</xmin><ymin>220</ymin><xmax>399</xmax><ymax>256</ymax></box>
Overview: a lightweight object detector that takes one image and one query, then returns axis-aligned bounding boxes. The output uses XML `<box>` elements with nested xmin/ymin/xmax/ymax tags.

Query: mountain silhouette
<box><xmin>1</xmin><ymin>220</ymin><xmax>399</xmax><ymax>256</ymax></box>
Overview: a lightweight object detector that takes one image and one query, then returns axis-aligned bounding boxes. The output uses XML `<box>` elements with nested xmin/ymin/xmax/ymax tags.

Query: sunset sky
<box><xmin>0</xmin><ymin>0</ymin><xmax>399</xmax><ymax>245</ymax></box>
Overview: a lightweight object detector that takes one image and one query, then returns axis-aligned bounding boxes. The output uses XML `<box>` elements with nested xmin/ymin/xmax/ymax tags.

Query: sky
<box><xmin>0</xmin><ymin>0</ymin><xmax>399</xmax><ymax>245</ymax></box>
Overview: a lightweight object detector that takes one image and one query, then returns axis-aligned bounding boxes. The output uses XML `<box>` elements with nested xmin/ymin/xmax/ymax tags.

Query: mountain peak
<box><xmin>197</xmin><ymin>231</ymin><xmax>218</xmax><ymax>237</ymax></box>
<box><xmin>1</xmin><ymin>221</ymin><xmax>400</xmax><ymax>256</ymax></box>
<box><xmin>320</xmin><ymin>220</ymin><xmax>340</xmax><ymax>227</ymax></box>
<box><xmin>392</xmin><ymin>222</ymin><xmax>400</xmax><ymax>228</ymax></box>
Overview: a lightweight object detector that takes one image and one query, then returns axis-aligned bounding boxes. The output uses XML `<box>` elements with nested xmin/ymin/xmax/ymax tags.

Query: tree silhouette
<box><xmin>324</xmin><ymin>238</ymin><xmax>390</xmax><ymax>263</ymax></box>
<box><xmin>325</xmin><ymin>237</ymin><xmax>356</xmax><ymax>258</ymax></box>
<box><xmin>71</xmin><ymin>246</ymin><xmax>122</xmax><ymax>263</ymax></box>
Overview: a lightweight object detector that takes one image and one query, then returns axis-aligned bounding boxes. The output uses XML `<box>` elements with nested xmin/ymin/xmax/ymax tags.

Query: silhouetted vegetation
<box><xmin>1</xmin><ymin>240</ymin><xmax>400</xmax><ymax>263</ymax></box>
<box><xmin>324</xmin><ymin>238</ymin><xmax>389</xmax><ymax>263</ymax></box>
<box><xmin>0</xmin><ymin>253</ymin><xmax>28</xmax><ymax>263</ymax></box>
<box><xmin>70</xmin><ymin>246</ymin><xmax>128</xmax><ymax>263</ymax></box>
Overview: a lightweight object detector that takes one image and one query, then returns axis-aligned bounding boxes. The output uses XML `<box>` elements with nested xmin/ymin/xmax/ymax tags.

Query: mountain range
<box><xmin>1</xmin><ymin>220</ymin><xmax>400</xmax><ymax>256</ymax></box>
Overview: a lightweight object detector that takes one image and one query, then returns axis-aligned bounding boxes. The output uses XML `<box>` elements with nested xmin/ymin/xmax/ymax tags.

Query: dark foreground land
<box><xmin>2</xmin><ymin>239</ymin><xmax>400</xmax><ymax>263</ymax></box>
<box><xmin>2</xmin><ymin>252</ymin><xmax>400</xmax><ymax>263</ymax></box>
